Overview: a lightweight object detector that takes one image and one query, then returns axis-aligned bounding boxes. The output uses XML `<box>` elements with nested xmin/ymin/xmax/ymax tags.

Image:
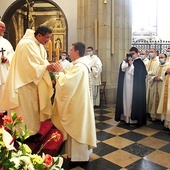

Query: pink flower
<box><xmin>44</xmin><ymin>154</ymin><xmax>53</xmax><ymax>167</ymax></box>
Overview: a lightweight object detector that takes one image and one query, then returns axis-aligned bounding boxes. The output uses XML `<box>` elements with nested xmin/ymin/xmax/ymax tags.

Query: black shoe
<box><xmin>61</xmin><ymin>157</ymin><xmax>70</xmax><ymax>170</ymax></box>
<box><xmin>68</xmin><ymin>160</ymin><xmax>89</xmax><ymax>168</ymax></box>
<box><xmin>24</xmin><ymin>133</ymin><xmax>42</xmax><ymax>143</ymax></box>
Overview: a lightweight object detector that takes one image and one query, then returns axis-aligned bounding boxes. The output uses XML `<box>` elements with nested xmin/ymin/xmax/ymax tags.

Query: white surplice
<box><xmin>121</xmin><ymin>60</ymin><xmax>137</xmax><ymax>123</ymax></box>
<box><xmin>0</xmin><ymin>36</ymin><xmax>14</xmax><ymax>101</ymax></box>
<box><xmin>85</xmin><ymin>55</ymin><xmax>102</xmax><ymax>106</ymax></box>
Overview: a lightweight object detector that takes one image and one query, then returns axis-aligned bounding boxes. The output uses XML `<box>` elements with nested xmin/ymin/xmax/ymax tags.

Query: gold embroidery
<box><xmin>155</xmin><ymin>67</ymin><xmax>162</xmax><ymax>113</ymax></box>
<box><xmin>155</xmin><ymin>83</ymin><xmax>159</xmax><ymax>113</ymax></box>
<box><xmin>162</xmin><ymin>75</ymin><xmax>169</xmax><ymax>114</ymax></box>
<box><xmin>148</xmin><ymin>60</ymin><xmax>153</xmax><ymax>71</ymax></box>
<box><xmin>157</xmin><ymin>67</ymin><xmax>162</xmax><ymax>77</ymax></box>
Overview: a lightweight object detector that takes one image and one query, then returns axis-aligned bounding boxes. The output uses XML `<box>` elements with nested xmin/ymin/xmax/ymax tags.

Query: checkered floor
<box><xmin>59</xmin><ymin>103</ymin><xmax>170</xmax><ymax>170</ymax></box>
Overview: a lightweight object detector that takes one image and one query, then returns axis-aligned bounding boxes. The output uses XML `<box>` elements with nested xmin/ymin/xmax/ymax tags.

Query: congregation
<box><xmin>115</xmin><ymin>46</ymin><xmax>170</xmax><ymax>132</ymax></box>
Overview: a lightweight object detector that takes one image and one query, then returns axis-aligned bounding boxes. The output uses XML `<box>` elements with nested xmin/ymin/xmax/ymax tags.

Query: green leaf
<box><xmin>11</xmin><ymin>112</ymin><xmax>17</xmax><ymax>121</ymax></box>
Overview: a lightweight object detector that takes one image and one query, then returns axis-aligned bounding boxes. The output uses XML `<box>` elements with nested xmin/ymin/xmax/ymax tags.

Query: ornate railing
<box><xmin>131</xmin><ymin>40</ymin><xmax>170</xmax><ymax>54</ymax></box>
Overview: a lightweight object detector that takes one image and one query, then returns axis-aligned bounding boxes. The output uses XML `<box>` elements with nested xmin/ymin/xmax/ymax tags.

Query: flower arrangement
<box><xmin>0</xmin><ymin>112</ymin><xmax>63</xmax><ymax>170</ymax></box>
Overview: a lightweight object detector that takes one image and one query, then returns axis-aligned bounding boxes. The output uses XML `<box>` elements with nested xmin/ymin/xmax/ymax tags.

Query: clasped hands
<box><xmin>47</xmin><ymin>62</ymin><xmax>63</xmax><ymax>73</ymax></box>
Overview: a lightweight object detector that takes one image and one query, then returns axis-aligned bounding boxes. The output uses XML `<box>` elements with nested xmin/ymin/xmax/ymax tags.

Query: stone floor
<box><xmin>59</xmin><ymin>103</ymin><xmax>170</xmax><ymax>170</ymax></box>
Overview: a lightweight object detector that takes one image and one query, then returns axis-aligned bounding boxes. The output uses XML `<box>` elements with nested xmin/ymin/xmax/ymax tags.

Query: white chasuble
<box><xmin>149</xmin><ymin>62</ymin><xmax>169</xmax><ymax>120</ymax></box>
<box><xmin>52</xmin><ymin>57</ymin><xmax>97</xmax><ymax>160</ymax></box>
<box><xmin>0</xmin><ymin>29</ymin><xmax>53</xmax><ymax>135</ymax></box>
<box><xmin>157</xmin><ymin>66</ymin><xmax>170</xmax><ymax>128</ymax></box>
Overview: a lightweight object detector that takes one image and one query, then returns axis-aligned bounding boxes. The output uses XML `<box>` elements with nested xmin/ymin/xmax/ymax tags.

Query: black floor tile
<box><xmin>93</xmin><ymin>142</ymin><xmax>117</xmax><ymax>156</ymax></box>
<box><xmin>95</xmin><ymin>115</ymin><xmax>112</xmax><ymax>121</ymax></box>
<box><xmin>96</xmin><ymin>131</ymin><xmax>115</xmax><ymax>141</ymax></box>
<box><xmin>152</xmin><ymin>132</ymin><xmax>170</xmax><ymax>142</ymax></box>
<box><xmin>159</xmin><ymin>143</ymin><xmax>170</xmax><ymax>153</ymax></box>
<box><xmin>96</xmin><ymin>122</ymin><xmax>114</xmax><ymax>130</ymax></box>
<box><xmin>123</xmin><ymin>143</ymin><xmax>155</xmax><ymax>157</ymax></box>
<box><xmin>146</xmin><ymin>121</ymin><xmax>164</xmax><ymax>130</ymax></box>
<box><xmin>120</xmin><ymin>131</ymin><xmax>147</xmax><ymax>142</ymax></box>
<box><xmin>117</xmin><ymin>123</ymin><xmax>138</xmax><ymax>130</ymax></box>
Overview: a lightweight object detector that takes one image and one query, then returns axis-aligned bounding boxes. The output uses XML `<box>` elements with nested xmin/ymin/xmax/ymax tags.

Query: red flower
<box><xmin>44</xmin><ymin>154</ymin><xmax>53</xmax><ymax>167</ymax></box>
<box><xmin>2</xmin><ymin>116</ymin><xmax>12</xmax><ymax>124</ymax></box>
<box><xmin>51</xmin><ymin>131</ymin><xmax>61</xmax><ymax>142</ymax></box>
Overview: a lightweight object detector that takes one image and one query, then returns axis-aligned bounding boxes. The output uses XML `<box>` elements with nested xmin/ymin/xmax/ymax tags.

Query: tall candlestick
<box><xmin>48</xmin><ymin>40</ymin><xmax>52</xmax><ymax>61</ymax></box>
<box><xmin>94</xmin><ymin>19</ymin><xmax>98</xmax><ymax>50</ymax></box>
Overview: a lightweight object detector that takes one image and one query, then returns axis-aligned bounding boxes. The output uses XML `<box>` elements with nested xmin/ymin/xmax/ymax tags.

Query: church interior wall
<box><xmin>0</xmin><ymin>0</ymin><xmax>133</xmax><ymax>104</ymax></box>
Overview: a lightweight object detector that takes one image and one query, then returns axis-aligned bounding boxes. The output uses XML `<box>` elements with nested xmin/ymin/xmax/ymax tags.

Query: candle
<box><xmin>94</xmin><ymin>19</ymin><xmax>98</xmax><ymax>50</ymax></box>
<box><xmin>48</xmin><ymin>40</ymin><xmax>52</xmax><ymax>61</ymax></box>
<box><xmin>56</xmin><ymin>48</ymin><xmax>60</xmax><ymax>61</ymax></box>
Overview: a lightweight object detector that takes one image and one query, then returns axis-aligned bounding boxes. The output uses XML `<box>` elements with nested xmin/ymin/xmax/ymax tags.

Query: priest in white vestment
<box><xmin>59</xmin><ymin>52</ymin><xmax>71</xmax><ymax>71</ymax></box>
<box><xmin>140</xmin><ymin>50</ymin><xmax>149</xmax><ymax>67</ymax></box>
<box><xmin>148</xmin><ymin>53</ymin><xmax>169</xmax><ymax>121</ymax></box>
<box><xmin>157</xmin><ymin>65</ymin><xmax>170</xmax><ymax>130</ymax></box>
<box><xmin>146</xmin><ymin>48</ymin><xmax>159</xmax><ymax>112</ymax></box>
<box><xmin>0</xmin><ymin>26</ymin><xmax>56</xmax><ymax>138</ymax></box>
<box><xmin>86</xmin><ymin>46</ymin><xmax>102</xmax><ymax>106</ymax></box>
<box><xmin>52</xmin><ymin>42</ymin><xmax>96</xmax><ymax>166</ymax></box>
<box><xmin>0</xmin><ymin>21</ymin><xmax>14</xmax><ymax>101</ymax></box>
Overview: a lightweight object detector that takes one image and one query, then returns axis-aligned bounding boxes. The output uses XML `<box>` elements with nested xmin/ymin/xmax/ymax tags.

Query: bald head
<box><xmin>140</xmin><ymin>50</ymin><xmax>146</xmax><ymax>55</ymax></box>
<box><xmin>0</xmin><ymin>21</ymin><xmax>6</xmax><ymax>37</ymax></box>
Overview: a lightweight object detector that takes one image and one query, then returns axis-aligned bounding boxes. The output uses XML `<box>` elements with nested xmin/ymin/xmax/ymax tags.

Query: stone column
<box><xmin>77</xmin><ymin>0</ymin><xmax>132</xmax><ymax>103</ymax></box>
<box><xmin>112</xmin><ymin>0</ymin><xmax>132</xmax><ymax>102</ymax></box>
